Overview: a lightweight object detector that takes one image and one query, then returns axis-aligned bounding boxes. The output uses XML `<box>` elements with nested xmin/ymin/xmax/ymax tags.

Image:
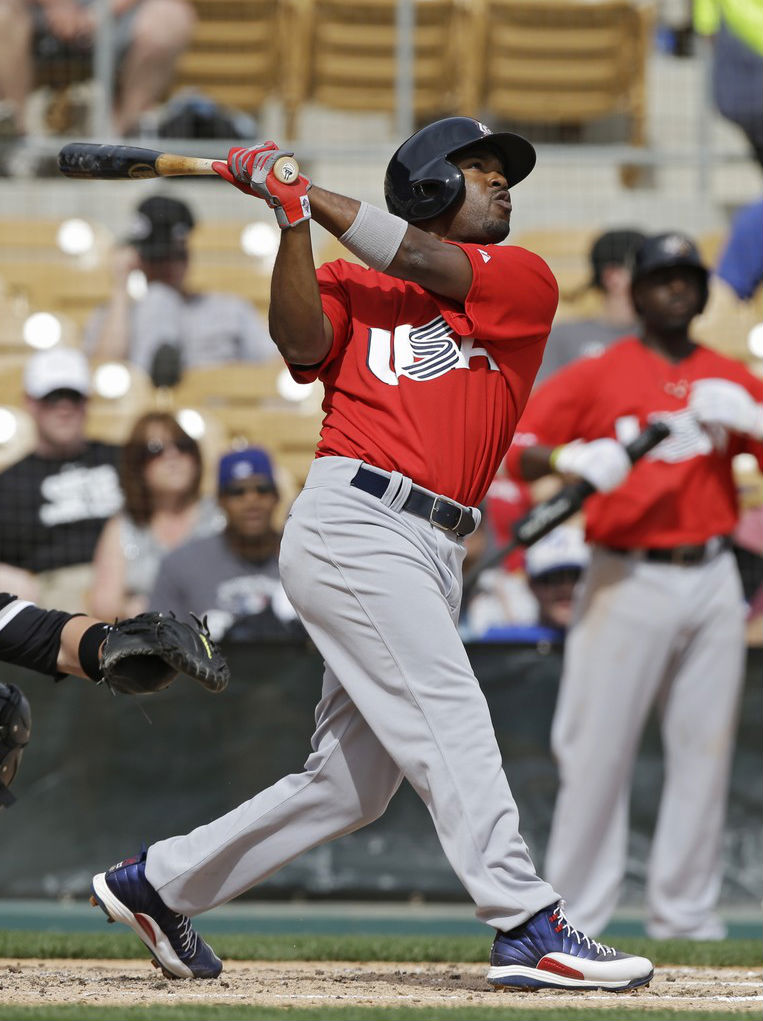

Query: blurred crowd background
<box><xmin>0</xmin><ymin>0</ymin><xmax>758</xmax><ymax>644</ymax></box>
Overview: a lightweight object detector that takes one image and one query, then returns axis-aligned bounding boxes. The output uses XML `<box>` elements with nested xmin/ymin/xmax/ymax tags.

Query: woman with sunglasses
<box><xmin>90</xmin><ymin>412</ymin><xmax>223</xmax><ymax>621</ymax></box>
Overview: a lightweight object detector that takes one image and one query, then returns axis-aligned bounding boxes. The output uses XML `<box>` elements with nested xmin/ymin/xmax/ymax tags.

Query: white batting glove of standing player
<box><xmin>689</xmin><ymin>378</ymin><xmax>763</xmax><ymax>440</ymax></box>
<box><xmin>551</xmin><ymin>438</ymin><xmax>631</xmax><ymax>493</ymax></box>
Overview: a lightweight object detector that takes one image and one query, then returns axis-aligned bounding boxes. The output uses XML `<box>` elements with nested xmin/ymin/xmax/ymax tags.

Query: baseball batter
<box><xmin>90</xmin><ymin>118</ymin><xmax>653</xmax><ymax>991</ymax></box>
<box><xmin>506</xmin><ymin>232</ymin><xmax>763</xmax><ymax>940</ymax></box>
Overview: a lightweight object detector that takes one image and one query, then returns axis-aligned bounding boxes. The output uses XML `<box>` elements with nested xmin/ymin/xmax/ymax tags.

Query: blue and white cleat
<box><xmin>90</xmin><ymin>848</ymin><xmax>222</xmax><ymax>979</ymax></box>
<box><xmin>487</xmin><ymin>902</ymin><xmax>653</xmax><ymax>991</ymax></box>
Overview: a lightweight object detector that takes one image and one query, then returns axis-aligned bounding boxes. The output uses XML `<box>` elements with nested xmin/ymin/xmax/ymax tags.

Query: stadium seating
<box><xmin>170</xmin><ymin>0</ymin><xmax>281</xmax><ymax>116</ymax></box>
<box><xmin>283</xmin><ymin>0</ymin><xmax>469</xmax><ymax>137</ymax></box>
<box><xmin>475</xmin><ymin>0</ymin><xmax>655</xmax><ymax>149</ymax></box>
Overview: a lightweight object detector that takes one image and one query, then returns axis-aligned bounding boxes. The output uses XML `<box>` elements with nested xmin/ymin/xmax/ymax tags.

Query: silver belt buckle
<box><xmin>429</xmin><ymin>496</ymin><xmax>463</xmax><ymax>535</ymax></box>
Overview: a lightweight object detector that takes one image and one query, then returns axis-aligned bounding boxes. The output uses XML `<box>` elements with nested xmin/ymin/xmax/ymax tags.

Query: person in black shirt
<box><xmin>0</xmin><ymin>347</ymin><xmax>122</xmax><ymax>612</ymax></box>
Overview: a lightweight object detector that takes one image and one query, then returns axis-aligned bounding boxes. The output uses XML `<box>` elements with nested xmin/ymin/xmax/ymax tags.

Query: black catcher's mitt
<box><xmin>99</xmin><ymin>612</ymin><xmax>230</xmax><ymax>696</ymax></box>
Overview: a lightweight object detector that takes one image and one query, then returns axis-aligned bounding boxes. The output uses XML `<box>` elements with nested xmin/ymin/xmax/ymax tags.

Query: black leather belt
<box><xmin>350</xmin><ymin>466</ymin><xmax>477</xmax><ymax>538</ymax></box>
<box><xmin>605</xmin><ymin>536</ymin><xmax>731</xmax><ymax>567</ymax></box>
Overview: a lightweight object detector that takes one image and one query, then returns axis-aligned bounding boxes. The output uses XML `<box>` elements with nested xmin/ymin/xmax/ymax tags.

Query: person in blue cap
<box><xmin>148</xmin><ymin>446</ymin><xmax>302</xmax><ymax>641</ymax></box>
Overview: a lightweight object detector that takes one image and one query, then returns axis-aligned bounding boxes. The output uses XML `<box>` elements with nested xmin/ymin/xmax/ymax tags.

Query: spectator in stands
<box><xmin>83</xmin><ymin>195</ymin><xmax>274</xmax><ymax>383</ymax></box>
<box><xmin>692</xmin><ymin>196</ymin><xmax>762</xmax><ymax>355</ymax></box>
<box><xmin>693</xmin><ymin>0</ymin><xmax>763</xmax><ymax>168</ymax></box>
<box><xmin>714</xmin><ymin>196</ymin><xmax>763</xmax><ymax>301</ymax></box>
<box><xmin>535</xmin><ymin>229</ymin><xmax>645</xmax><ymax>384</ymax></box>
<box><xmin>463</xmin><ymin>525</ymin><xmax>589</xmax><ymax>641</ymax></box>
<box><xmin>0</xmin><ymin>0</ymin><xmax>195</xmax><ymax>143</ymax></box>
<box><xmin>149</xmin><ymin>446</ymin><xmax>304</xmax><ymax>641</ymax></box>
<box><xmin>0</xmin><ymin>346</ymin><xmax>122</xmax><ymax>612</ymax></box>
<box><xmin>89</xmin><ymin>411</ymin><xmax>223</xmax><ymax>621</ymax></box>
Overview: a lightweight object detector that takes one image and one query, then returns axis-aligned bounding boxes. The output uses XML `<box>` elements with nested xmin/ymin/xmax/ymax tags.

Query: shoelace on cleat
<box><xmin>172</xmin><ymin>913</ymin><xmax>198</xmax><ymax>957</ymax></box>
<box><xmin>549</xmin><ymin>903</ymin><xmax>617</xmax><ymax>957</ymax></box>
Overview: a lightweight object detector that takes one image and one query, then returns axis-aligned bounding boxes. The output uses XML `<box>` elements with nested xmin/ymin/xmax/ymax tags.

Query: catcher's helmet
<box><xmin>384</xmin><ymin>117</ymin><xmax>536</xmax><ymax>223</ymax></box>
<box><xmin>0</xmin><ymin>683</ymin><xmax>31</xmax><ymax>809</ymax></box>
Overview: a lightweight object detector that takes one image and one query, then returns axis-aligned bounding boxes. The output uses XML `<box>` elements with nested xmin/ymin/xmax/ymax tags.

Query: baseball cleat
<box><xmin>90</xmin><ymin>848</ymin><xmax>222</xmax><ymax>979</ymax></box>
<box><xmin>487</xmin><ymin>901</ymin><xmax>653</xmax><ymax>992</ymax></box>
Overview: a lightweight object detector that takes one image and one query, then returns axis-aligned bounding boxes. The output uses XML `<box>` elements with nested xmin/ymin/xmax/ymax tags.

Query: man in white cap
<box><xmin>0</xmin><ymin>347</ymin><xmax>122</xmax><ymax>611</ymax></box>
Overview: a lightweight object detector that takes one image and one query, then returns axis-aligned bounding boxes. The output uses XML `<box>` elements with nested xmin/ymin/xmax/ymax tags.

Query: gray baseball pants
<box><xmin>146</xmin><ymin>455</ymin><xmax>557</xmax><ymax>930</ymax></box>
<box><xmin>545</xmin><ymin>545</ymin><xmax>746</xmax><ymax>939</ymax></box>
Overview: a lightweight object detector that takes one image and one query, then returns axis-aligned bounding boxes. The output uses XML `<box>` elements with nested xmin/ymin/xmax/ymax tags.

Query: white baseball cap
<box><xmin>24</xmin><ymin>346</ymin><xmax>91</xmax><ymax>400</ymax></box>
<box><xmin>525</xmin><ymin>525</ymin><xmax>589</xmax><ymax>580</ymax></box>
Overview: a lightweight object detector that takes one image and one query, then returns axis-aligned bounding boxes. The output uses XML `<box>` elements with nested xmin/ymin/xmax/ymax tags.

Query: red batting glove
<box><xmin>212</xmin><ymin>143</ymin><xmax>312</xmax><ymax>229</ymax></box>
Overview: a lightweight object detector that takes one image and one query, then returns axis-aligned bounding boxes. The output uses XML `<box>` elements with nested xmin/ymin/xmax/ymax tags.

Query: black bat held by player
<box><xmin>462</xmin><ymin>420</ymin><xmax>671</xmax><ymax>597</ymax></box>
<box><xmin>57</xmin><ymin>142</ymin><xmax>299</xmax><ymax>182</ymax></box>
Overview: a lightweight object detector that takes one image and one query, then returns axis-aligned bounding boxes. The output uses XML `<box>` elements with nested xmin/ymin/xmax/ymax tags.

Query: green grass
<box><xmin>0</xmin><ymin>930</ymin><xmax>760</xmax><ymax>967</ymax></box>
<box><xmin>0</xmin><ymin>1008</ymin><xmax>754</xmax><ymax>1021</ymax></box>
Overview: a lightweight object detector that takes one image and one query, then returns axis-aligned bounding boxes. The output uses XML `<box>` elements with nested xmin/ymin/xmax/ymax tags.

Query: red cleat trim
<box><xmin>537</xmin><ymin>957</ymin><xmax>584</xmax><ymax>979</ymax></box>
<box><xmin>135</xmin><ymin>913</ymin><xmax>158</xmax><ymax>946</ymax></box>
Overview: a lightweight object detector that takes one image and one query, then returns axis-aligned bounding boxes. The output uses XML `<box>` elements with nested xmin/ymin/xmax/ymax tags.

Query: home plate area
<box><xmin>1</xmin><ymin>960</ymin><xmax>761</xmax><ymax>1013</ymax></box>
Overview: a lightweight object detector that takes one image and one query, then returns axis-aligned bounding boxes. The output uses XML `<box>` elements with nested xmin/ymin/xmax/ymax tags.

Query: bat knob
<box><xmin>273</xmin><ymin>156</ymin><xmax>299</xmax><ymax>185</ymax></box>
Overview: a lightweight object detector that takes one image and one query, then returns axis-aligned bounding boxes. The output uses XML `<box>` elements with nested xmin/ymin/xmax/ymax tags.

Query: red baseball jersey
<box><xmin>290</xmin><ymin>243</ymin><xmax>558</xmax><ymax>507</ymax></box>
<box><xmin>505</xmin><ymin>337</ymin><xmax>763</xmax><ymax>547</ymax></box>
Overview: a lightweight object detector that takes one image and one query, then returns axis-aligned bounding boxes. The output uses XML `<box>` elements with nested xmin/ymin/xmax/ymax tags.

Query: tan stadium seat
<box><xmin>170</xmin><ymin>359</ymin><xmax>286</xmax><ymax>410</ymax></box>
<box><xmin>475</xmin><ymin>0</ymin><xmax>655</xmax><ymax>152</ymax></box>
<box><xmin>282</xmin><ymin>0</ymin><xmax>472</xmax><ymax>137</ymax></box>
<box><xmin>171</xmin><ymin>0</ymin><xmax>281</xmax><ymax>115</ymax></box>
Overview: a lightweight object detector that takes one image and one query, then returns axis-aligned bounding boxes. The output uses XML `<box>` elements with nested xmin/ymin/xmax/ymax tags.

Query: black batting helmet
<box><xmin>384</xmin><ymin>117</ymin><xmax>536</xmax><ymax>223</ymax></box>
<box><xmin>631</xmin><ymin>232</ymin><xmax>709</xmax><ymax>312</ymax></box>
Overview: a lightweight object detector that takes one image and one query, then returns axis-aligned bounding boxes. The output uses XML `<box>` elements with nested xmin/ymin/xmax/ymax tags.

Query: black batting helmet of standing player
<box><xmin>630</xmin><ymin>232</ymin><xmax>710</xmax><ymax>314</ymax></box>
<box><xmin>384</xmin><ymin>117</ymin><xmax>536</xmax><ymax>223</ymax></box>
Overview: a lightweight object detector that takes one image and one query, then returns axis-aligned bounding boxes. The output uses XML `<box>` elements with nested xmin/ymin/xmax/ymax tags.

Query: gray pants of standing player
<box><xmin>545</xmin><ymin>545</ymin><xmax>746</xmax><ymax>939</ymax></box>
<box><xmin>145</xmin><ymin>455</ymin><xmax>557</xmax><ymax>930</ymax></box>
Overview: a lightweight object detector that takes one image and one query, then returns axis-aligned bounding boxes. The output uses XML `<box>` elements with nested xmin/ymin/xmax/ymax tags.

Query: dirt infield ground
<box><xmin>1</xmin><ymin>960</ymin><xmax>760</xmax><ymax>1013</ymax></box>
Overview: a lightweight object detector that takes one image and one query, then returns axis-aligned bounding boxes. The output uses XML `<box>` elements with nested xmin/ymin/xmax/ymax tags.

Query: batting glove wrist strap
<box><xmin>213</xmin><ymin>142</ymin><xmax>312</xmax><ymax>229</ymax></box>
<box><xmin>339</xmin><ymin>202</ymin><xmax>408</xmax><ymax>271</ymax></box>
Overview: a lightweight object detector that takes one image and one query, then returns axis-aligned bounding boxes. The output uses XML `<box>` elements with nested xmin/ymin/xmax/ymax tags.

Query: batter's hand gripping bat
<box><xmin>462</xmin><ymin>420</ymin><xmax>671</xmax><ymax>597</ymax></box>
<box><xmin>57</xmin><ymin>142</ymin><xmax>300</xmax><ymax>183</ymax></box>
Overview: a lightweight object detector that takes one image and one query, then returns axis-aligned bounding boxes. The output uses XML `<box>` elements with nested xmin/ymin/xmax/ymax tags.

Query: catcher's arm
<box><xmin>0</xmin><ymin>601</ymin><xmax>231</xmax><ymax>695</ymax></box>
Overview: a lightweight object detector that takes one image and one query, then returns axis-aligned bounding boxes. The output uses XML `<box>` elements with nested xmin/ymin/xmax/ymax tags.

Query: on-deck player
<box><xmin>89</xmin><ymin>117</ymin><xmax>654</xmax><ymax>991</ymax></box>
<box><xmin>505</xmin><ymin>232</ymin><xmax>763</xmax><ymax>940</ymax></box>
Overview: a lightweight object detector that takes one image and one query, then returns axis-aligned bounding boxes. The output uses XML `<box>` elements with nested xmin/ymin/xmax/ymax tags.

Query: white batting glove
<box><xmin>689</xmin><ymin>378</ymin><xmax>763</xmax><ymax>440</ymax></box>
<box><xmin>551</xmin><ymin>438</ymin><xmax>631</xmax><ymax>493</ymax></box>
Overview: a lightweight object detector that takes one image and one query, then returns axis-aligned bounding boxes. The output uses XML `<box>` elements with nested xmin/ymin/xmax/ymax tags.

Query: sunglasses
<box><xmin>39</xmin><ymin>389</ymin><xmax>87</xmax><ymax>406</ymax></box>
<box><xmin>531</xmin><ymin>567</ymin><xmax>583</xmax><ymax>587</ymax></box>
<box><xmin>140</xmin><ymin>436</ymin><xmax>196</xmax><ymax>461</ymax></box>
<box><xmin>222</xmin><ymin>482</ymin><xmax>276</xmax><ymax>498</ymax></box>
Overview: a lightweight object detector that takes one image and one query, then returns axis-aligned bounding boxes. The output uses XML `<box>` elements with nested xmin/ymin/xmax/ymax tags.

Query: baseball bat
<box><xmin>56</xmin><ymin>142</ymin><xmax>300</xmax><ymax>183</ymax></box>
<box><xmin>462</xmin><ymin>420</ymin><xmax>671</xmax><ymax>597</ymax></box>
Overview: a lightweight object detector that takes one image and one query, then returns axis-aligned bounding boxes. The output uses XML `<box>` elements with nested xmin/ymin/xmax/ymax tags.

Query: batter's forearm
<box><xmin>309</xmin><ymin>187</ymin><xmax>471</xmax><ymax>301</ymax></box>
<box><xmin>269</xmin><ymin>222</ymin><xmax>330</xmax><ymax>365</ymax></box>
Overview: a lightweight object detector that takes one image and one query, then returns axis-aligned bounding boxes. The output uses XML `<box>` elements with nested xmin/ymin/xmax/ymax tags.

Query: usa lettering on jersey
<box><xmin>367</xmin><ymin>315</ymin><xmax>499</xmax><ymax>386</ymax></box>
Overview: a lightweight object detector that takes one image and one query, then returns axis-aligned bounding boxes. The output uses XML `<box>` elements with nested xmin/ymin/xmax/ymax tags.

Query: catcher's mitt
<box><xmin>99</xmin><ymin>612</ymin><xmax>230</xmax><ymax>696</ymax></box>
